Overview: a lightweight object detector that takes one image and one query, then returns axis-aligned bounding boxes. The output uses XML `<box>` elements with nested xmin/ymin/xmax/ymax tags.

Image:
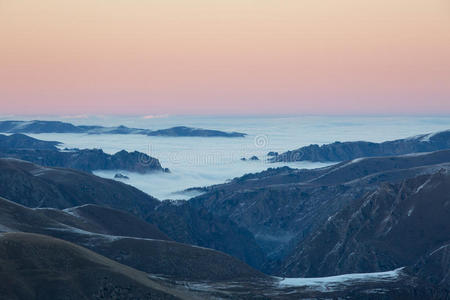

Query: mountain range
<box><xmin>0</xmin><ymin>120</ymin><xmax>246</xmax><ymax>137</ymax></box>
<box><xmin>271</xmin><ymin>129</ymin><xmax>450</xmax><ymax>162</ymax></box>
<box><xmin>0</xmin><ymin>133</ymin><xmax>167</xmax><ymax>173</ymax></box>
<box><xmin>0</xmin><ymin>129</ymin><xmax>450</xmax><ymax>298</ymax></box>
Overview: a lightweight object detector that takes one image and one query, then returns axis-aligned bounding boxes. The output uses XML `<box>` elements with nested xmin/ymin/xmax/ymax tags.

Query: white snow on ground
<box><xmin>400</xmin><ymin>151</ymin><xmax>431</xmax><ymax>157</ymax></box>
<box><xmin>430</xmin><ymin>244</ymin><xmax>450</xmax><ymax>256</ymax></box>
<box><xmin>0</xmin><ymin>224</ymin><xmax>13</xmax><ymax>232</ymax></box>
<box><xmin>30</xmin><ymin>167</ymin><xmax>52</xmax><ymax>176</ymax></box>
<box><xmin>348</xmin><ymin>157</ymin><xmax>366</xmax><ymax>164</ymax></box>
<box><xmin>278</xmin><ymin>268</ymin><xmax>404</xmax><ymax>292</ymax></box>
<box><xmin>415</xmin><ymin>178</ymin><xmax>431</xmax><ymax>194</ymax></box>
<box><xmin>420</xmin><ymin>132</ymin><xmax>438</xmax><ymax>142</ymax></box>
<box><xmin>46</xmin><ymin>226</ymin><xmax>124</xmax><ymax>242</ymax></box>
<box><xmin>62</xmin><ymin>204</ymin><xmax>92</xmax><ymax>217</ymax></box>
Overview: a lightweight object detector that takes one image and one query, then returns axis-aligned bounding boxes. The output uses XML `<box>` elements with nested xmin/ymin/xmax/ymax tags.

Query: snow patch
<box><xmin>430</xmin><ymin>244</ymin><xmax>450</xmax><ymax>256</ymax></box>
<box><xmin>278</xmin><ymin>268</ymin><xmax>404</xmax><ymax>292</ymax></box>
<box><xmin>415</xmin><ymin>178</ymin><xmax>431</xmax><ymax>194</ymax></box>
<box><xmin>30</xmin><ymin>167</ymin><xmax>52</xmax><ymax>176</ymax></box>
<box><xmin>420</xmin><ymin>132</ymin><xmax>438</xmax><ymax>142</ymax></box>
<box><xmin>348</xmin><ymin>157</ymin><xmax>366</xmax><ymax>164</ymax></box>
<box><xmin>0</xmin><ymin>224</ymin><xmax>14</xmax><ymax>232</ymax></box>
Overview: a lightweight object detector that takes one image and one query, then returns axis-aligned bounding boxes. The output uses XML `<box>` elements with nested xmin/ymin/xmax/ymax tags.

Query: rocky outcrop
<box><xmin>0</xmin><ymin>120</ymin><xmax>246</xmax><ymax>137</ymax></box>
<box><xmin>114</xmin><ymin>173</ymin><xmax>129</xmax><ymax>179</ymax></box>
<box><xmin>410</xmin><ymin>244</ymin><xmax>450</xmax><ymax>289</ymax></box>
<box><xmin>278</xmin><ymin>170</ymin><xmax>450</xmax><ymax>278</ymax></box>
<box><xmin>272</xmin><ymin>129</ymin><xmax>450</xmax><ymax>162</ymax></box>
<box><xmin>0</xmin><ymin>133</ymin><xmax>167</xmax><ymax>173</ymax></box>
<box><xmin>0</xmin><ymin>148</ymin><xmax>165</xmax><ymax>173</ymax></box>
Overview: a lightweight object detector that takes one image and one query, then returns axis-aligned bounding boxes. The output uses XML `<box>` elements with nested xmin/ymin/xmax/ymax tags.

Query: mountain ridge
<box><xmin>271</xmin><ymin>129</ymin><xmax>450</xmax><ymax>162</ymax></box>
<box><xmin>0</xmin><ymin>120</ymin><xmax>246</xmax><ymax>137</ymax></box>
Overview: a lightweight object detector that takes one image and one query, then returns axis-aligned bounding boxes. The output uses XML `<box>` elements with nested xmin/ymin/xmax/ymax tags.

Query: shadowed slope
<box><xmin>0</xmin><ymin>232</ymin><xmax>195</xmax><ymax>300</ymax></box>
<box><xmin>0</xmin><ymin>196</ymin><xmax>266</xmax><ymax>281</ymax></box>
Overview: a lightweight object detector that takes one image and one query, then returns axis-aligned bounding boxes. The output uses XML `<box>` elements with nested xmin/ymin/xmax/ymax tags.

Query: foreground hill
<box><xmin>271</xmin><ymin>129</ymin><xmax>450</xmax><ymax>162</ymax></box>
<box><xmin>0</xmin><ymin>158</ymin><xmax>265</xmax><ymax>269</ymax></box>
<box><xmin>0</xmin><ymin>199</ymin><xmax>445</xmax><ymax>299</ymax></box>
<box><xmin>0</xmin><ymin>232</ymin><xmax>195</xmax><ymax>300</ymax></box>
<box><xmin>1</xmin><ymin>231</ymin><xmax>436</xmax><ymax>299</ymax></box>
<box><xmin>0</xmin><ymin>196</ymin><xmax>265</xmax><ymax>282</ymax></box>
<box><xmin>0</xmin><ymin>120</ymin><xmax>246</xmax><ymax>137</ymax></box>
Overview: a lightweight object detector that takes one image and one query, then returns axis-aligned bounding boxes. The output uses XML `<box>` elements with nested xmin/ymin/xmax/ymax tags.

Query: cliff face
<box><xmin>271</xmin><ymin>129</ymin><xmax>450</xmax><ymax>162</ymax></box>
<box><xmin>190</xmin><ymin>150</ymin><xmax>450</xmax><ymax>270</ymax></box>
<box><xmin>278</xmin><ymin>170</ymin><xmax>450</xmax><ymax>278</ymax></box>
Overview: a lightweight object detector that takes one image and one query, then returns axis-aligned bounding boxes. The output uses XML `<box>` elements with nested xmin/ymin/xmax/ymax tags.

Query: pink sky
<box><xmin>1</xmin><ymin>0</ymin><xmax>449</xmax><ymax>115</ymax></box>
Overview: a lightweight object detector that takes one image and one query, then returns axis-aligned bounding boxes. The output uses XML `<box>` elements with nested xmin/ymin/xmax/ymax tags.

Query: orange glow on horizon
<box><xmin>1</xmin><ymin>0</ymin><xmax>449</xmax><ymax>115</ymax></box>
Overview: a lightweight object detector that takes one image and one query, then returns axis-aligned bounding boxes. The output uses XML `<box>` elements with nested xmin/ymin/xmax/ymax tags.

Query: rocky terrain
<box><xmin>189</xmin><ymin>150</ymin><xmax>450</xmax><ymax>272</ymax></box>
<box><xmin>271</xmin><ymin>129</ymin><xmax>450</xmax><ymax>162</ymax></box>
<box><xmin>0</xmin><ymin>133</ymin><xmax>166</xmax><ymax>173</ymax></box>
<box><xmin>0</xmin><ymin>191</ymin><xmax>445</xmax><ymax>299</ymax></box>
<box><xmin>279</xmin><ymin>170</ymin><xmax>450</xmax><ymax>279</ymax></box>
<box><xmin>0</xmin><ymin>120</ymin><xmax>246</xmax><ymax>137</ymax></box>
<box><xmin>1</xmin><ymin>130</ymin><xmax>450</xmax><ymax>298</ymax></box>
<box><xmin>0</xmin><ymin>158</ymin><xmax>265</xmax><ymax>268</ymax></box>
<box><xmin>1</xmin><ymin>201</ymin><xmax>434</xmax><ymax>299</ymax></box>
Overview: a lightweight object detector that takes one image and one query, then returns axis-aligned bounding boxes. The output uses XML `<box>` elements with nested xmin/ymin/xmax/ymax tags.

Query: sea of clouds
<box><xmin>7</xmin><ymin>115</ymin><xmax>449</xmax><ymax>200</ymax></box>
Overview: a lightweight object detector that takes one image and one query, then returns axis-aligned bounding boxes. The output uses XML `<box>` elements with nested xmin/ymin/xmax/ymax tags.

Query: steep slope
<box><xmin>0</xmin><ymin>196</ymin><xmax>266</xmax><ymax>281</ymax></box>
<box><xmin>0</xmin><ymin>158</ymin><xmax>265</xmax><ymax>270</ymax></box>
<box><xmin>410</xmin><ymin>244</ymin><xmax>450</xmax><ymax>289</ymax></box>
<box><xmin>279</xmin><ymin>170</ymin><xmax>450</xmax><ymax>278</ymax></box>
<box><xmin>148</xmin><ymin>200</ymin><xmax>267</xmax><ymax>269</ymax></box>
<box><xmin>0</xmin><ymin>158</ymin><xmax>161</xmax><ymax>213</ymax></box>
<box><xmin>190</xmin><ymin>150</ymin><xmax>450</xmax><ymax>270</ymax></box>
<box><xmin>1</xmin><ymin>199</ymin><xmax>447</xmax><ymax>299</ymax></box>
<box><xmin>44</xmin><ymin>204</ymin><xmax>171</xmax><ymax>241</ymax></box>
<box><xmin>272</xmin><ymin>129</ymin><xmax>450</xmax><ymax>162</ymax></box>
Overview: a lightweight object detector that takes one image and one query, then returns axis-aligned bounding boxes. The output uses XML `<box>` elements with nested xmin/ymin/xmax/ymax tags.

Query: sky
<box><xmin>1</xmin><ymin>0</ymin><xmax>449</xmax><ymax>115</ymax></box>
